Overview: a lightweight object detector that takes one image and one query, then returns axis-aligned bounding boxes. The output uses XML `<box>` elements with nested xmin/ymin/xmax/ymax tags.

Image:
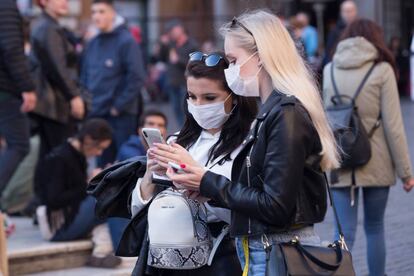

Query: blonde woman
<box><xmin>154</xmin><ymin>10</ymin><xmax>340</xmax><ymax>275</ymax></box>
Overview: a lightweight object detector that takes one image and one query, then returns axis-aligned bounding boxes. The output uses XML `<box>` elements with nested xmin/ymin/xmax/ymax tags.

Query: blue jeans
<box><xmin>235</xmin><ymin>226</ymin><xmax>320</xmax><ymax>276</ymax></box>
<box><xmin>332</xmin><ymin>187</ymin><xmax>390</xmax><ymax>276</ymax></box>
<box><xmin>51</xmin><ymin>196</ymin><xmax>128</xmax><ymax>251</ymax></box>
<box><xmin>0</xmin><ymin>98</ymin><xmax>30</xmax><ymax>200</ymax></box>
<box><xmin>96</xmin><ymin>114</ymin><xmax>137</xmax><ymax>167</ymax></box>
<box><xmin>169</xmin><ymin>85</ymin><xmax>186</xmax><ymax>127</ymax></box>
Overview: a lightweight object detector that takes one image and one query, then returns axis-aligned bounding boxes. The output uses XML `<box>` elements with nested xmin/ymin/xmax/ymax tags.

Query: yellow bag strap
<box><xmin>242</xmin><ymin>236</ymin><xmax>249</xmax><ymax>276</ymax></box>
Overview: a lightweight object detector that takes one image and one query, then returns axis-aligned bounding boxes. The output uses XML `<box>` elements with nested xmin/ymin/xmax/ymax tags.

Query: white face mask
<box><xmin>187</xmin><ymin>94</ymin><xmax>233</xmax><ymax>130</ymax></box>
<box><xmin>224</xmin><ymin>52</ymin><xmax>262</xmax><ymax>97</ymax></box>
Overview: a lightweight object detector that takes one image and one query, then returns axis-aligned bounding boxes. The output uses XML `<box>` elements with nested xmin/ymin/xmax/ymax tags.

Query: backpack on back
<box><xmin>326</xmin><ymin>63</ymin><xmax>381</xmax><ymax>205</ymax></box>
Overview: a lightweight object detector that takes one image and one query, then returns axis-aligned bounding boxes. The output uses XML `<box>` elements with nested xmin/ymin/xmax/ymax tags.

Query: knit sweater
<box><xmin>0</xmin><ymin>0</ymin><xmax>34</xmax><ymax>97</ymax></box>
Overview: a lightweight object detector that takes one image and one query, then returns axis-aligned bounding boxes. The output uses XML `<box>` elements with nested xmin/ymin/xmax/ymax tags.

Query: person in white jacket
<box><xmin>131</xmin><ymin>52</ymin><xmax>257</xmax><ymax>275</ymax></box>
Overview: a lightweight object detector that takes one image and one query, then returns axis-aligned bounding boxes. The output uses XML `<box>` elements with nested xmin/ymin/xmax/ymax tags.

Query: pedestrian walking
<box><xmin>323</xmin><ymin>19</ymin><xmax>414</xmax><ymax>276</ymax></box>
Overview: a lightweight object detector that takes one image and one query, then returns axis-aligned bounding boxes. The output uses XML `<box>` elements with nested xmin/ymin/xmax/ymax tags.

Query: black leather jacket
<box><xmin>30</xmin><ymin>12</ymin><xmax>81</xmax><ymax>123</ymax></box>
<box><xmin>200</xmin><ymin>91</ymin><xmax>327</xmax><ymax>237</ymax></box>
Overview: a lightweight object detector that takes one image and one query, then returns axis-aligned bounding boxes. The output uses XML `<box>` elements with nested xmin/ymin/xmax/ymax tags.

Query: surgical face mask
<box><xmin>187</xmin><ymin>94</ymin><xmax>233</xmax><ymax>130</ymax></box>
<box><xmin>224</xmin><ymin>52</ymin><xmax>262</xmax><ymax>97</ymax></box>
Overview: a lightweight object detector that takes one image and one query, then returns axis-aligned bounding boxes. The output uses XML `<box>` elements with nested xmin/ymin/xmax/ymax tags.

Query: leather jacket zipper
<box><xmin>246</xmin><ymin>147</ymin><xmax>254</xmax><ymax>235</ymax></box>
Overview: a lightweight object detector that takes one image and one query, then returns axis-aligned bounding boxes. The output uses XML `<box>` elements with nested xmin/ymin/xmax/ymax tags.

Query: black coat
<box><xmin>30</xmin><ymin>13</ymin><xmax>82</xmax><ymax>123</ymax></box>
<box><xmin>88</xmin><ymin>156</ymin><xmax>241</xmax><ymax>276</ymax></box>
<box><xmin>0</xmin><ymin>0</ymin><xmax>34</xmax><ymax>97</ymax></box>
<box><xmin>200</xmin><ymin>91</ymin><xmax>327</xmax><ymax>237</ymax></box>
<box><xmin>36</xmin><ymin>142</ymin><xmax>88</xmax><ymax>227</ymax></box>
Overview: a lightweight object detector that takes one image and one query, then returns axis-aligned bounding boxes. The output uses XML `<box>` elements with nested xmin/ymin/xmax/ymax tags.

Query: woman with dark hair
<box><xmin>323</xmin><ymin>19</ymin><xmax>414</xmax><ymax>276</ymax></box>
<box><xmin>36</xmin><ymin>119</ymin><xmax>124</xmax><ymax>268</ymax></box>
<box><xmin>131</xmin><ymin>52</ymin><xmax>257</xmax><ymax>275</ymax></box>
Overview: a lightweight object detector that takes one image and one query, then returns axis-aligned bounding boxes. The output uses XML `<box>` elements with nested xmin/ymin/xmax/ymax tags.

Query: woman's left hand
<box><xmin>151</xmin><ymin>142</ymin><xmax>199</xmax><ymax>169</ymax></box>
<box><xmin>166</xmin><ymin>164</ymin><xmax>207</xmax><ymax>191</ymax></box>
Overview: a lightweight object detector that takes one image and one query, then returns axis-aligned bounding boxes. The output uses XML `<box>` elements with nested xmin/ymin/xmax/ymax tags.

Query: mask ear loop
<box><xmin>225</xmin><ymin>93</ymin><xmax>238</xmax><ymax>115</ymax></box>
<box><xmin>239</xmin><ymin>51</ymin><xmax>258</xmax><ymax>67</ymax></box>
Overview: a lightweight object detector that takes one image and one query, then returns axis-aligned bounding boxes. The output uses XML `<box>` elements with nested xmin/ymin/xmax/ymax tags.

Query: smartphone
<box><xmin>168</xmin><ymin>161</ymin><xmax>185</xmax><ymax>174</ymax></box>
<box><xmin>142</xmin><ymin>128</ymin><xmax>166</xmax><ymax>148</ymax></box>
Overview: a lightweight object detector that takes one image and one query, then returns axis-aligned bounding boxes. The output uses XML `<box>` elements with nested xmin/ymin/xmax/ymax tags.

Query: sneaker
<box><xmin>3</xmin><ymin>214</ymin><xmax>16</xmax><ymax>238</ymax></box>
<box><xmin>86</xmin><ymin>254</ymin><xmax>122</xmax><ymax>268</ymax></box>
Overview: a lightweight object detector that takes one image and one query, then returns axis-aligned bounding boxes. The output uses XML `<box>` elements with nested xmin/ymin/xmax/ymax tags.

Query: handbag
<box><xmin>263</xmin><ymin>173</ymin><xmax>356</xmax><ymax>276</ymax></box>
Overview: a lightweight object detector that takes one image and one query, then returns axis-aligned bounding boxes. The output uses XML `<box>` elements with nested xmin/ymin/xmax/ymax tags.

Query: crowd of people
<box><xmin>0</xmin><ymin>0</ymin><xmax>413</xmax><ymax>275</ymax></box>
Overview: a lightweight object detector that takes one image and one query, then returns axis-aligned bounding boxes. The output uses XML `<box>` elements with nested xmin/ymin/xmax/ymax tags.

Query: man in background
<box><xmin>322</xmin><ymin>0</ymin><xmax>358</xmax><ymax>67</ymax></box>
<box><xmin>117</xmin><ymin>110</ymin><xmax>168</xmax><ymax>162</ymax></box>
<box><xmin>81</xmin><ymin>0</ymin><xmax>146</xmax><ymax>167</ymax></box>
<box><xmin>165</xmin><ymin>19</ymin><xmax>198</xmax><ymax>126</ymax></box>
<box><xmin>0</xmin><ymin>0</ymin><xmax>37</xmax><ymax>208</ymax></box>
<box><xmin>296</xmin><ymin>12</ymin><xmax>318</xmax><ymax>62</ymax></box>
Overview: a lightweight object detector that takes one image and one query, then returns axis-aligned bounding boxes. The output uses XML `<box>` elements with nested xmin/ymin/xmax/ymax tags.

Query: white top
<box><xmin>131</xmin><ymin>130</ymin><xmax>242</xmax><ymax>223</ymax></box>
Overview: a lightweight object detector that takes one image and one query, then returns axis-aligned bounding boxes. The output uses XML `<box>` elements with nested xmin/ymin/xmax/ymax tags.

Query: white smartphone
<box><xmin>142</xmin><ymin>128</ymin><xmax>166</xmax><ymax>148</ymax></box>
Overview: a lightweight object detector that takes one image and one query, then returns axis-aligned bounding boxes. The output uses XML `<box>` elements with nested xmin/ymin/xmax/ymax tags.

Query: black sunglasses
<box><xmin>231</xmin><ymin>17</ymin><xmax>254</xmax><ymax>37</ymax></box>
<box><xmin>188</xmin><ymin>52</ymin><xmax>227</xmax><ymax>67</ymax></box>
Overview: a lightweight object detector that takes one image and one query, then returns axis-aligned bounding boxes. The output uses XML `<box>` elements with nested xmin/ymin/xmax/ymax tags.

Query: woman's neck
<box><xmin>259</xmin><ymin>71</ymin><xmax>274</xmax><ymax>103</ymax></box>
<box><xmin>206</xmin><ymin>128</ymin><xmax>221</xmax><ymax>135</ymax></box>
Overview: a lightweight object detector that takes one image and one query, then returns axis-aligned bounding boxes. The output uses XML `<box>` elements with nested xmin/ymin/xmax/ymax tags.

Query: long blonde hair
<box><xmin>221</xmin><ymin>10</ymin><xmax>340</xmax><ymax>170</ymax></box>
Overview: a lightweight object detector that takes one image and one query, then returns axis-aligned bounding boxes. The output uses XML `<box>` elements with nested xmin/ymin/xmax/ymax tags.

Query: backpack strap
<box><xmin>367</xmin><ymin>113</ymin><xmax>382</xmax><ymax>138</ymax></box>
<box><xmin>207</xmin><ymin>225</ymin><xmax>230</xmax><ymax>265</ymax></box>
<box><xmin>352</xmin><ymin>62</ymin><xmax>377</xmax><ymax>101</ymax></box>
<box><xmin>330</xmin><ymin>63</ymin><xmax>342</xmax><ymax>103</ymax></box>
<box><xmin>330</xmin><ymin>62</ymin><xmax>377</xmax><ymax>104</ymax></box>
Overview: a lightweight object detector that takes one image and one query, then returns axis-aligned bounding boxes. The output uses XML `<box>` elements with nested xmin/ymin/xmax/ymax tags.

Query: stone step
<box><xmin>7</xmin><ymin>217</ymin><xmax>93</xmax><ymax>275</ymax></box>
<box><xmin>6</xmin><ymin>217</ymin><xmax>135</xmax><ymax>275</ymax></box>
<box><xmin>26</xmin><ymin>257</ymin><xmax>138</xmax><ymax>276</ymax></box>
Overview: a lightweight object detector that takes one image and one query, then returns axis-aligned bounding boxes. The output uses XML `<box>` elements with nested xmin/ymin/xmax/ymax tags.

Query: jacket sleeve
<box><xmin>45</xmin><ymin>159</ymin><xmax>86</xmax><ymax>209</ymax></box>
<box><xmin>380</xmin><ymin>63</ymin><xmax>412</xmax><ymax>181</ymax></box>
<box><xmin>200</xmin><ymin>106</ymin><xmax>314</xmax><ymax>226</ymax></box>
<box><xmin>43</xmin><ymin>27</ymin><xmax>80</xmax><ymax>100</ymax></box>
<box><xmin>0</xmin><ymin>3</ymin><xmax>34</xmax><ymax>94</ymax></box>
<box><xmin>113</xmin><ymin>40</ymin><xmax>146</xmax><ymax>112</ymax></box>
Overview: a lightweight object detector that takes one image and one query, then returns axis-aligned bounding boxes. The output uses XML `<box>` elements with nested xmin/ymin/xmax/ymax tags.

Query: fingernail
<box><xmin>180</xmin><ymin>164</ymin><xmax>186</xmax><ymax>169</ymax></box>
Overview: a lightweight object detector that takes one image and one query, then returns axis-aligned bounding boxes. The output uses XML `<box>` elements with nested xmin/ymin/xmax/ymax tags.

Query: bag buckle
<box><xmin>290</xmin><ymin>235</ymin><xmax>300</xmax><ymax>244</ymax></box>
<box><xmin>261</xmin><ymin>234</ymin><xmax>271</xmax><ymax>252</ymax></box>
<box><xmin>339</xmin><ymin>234</ymin><xmax>349</xmax><ymax>251</ymax></box>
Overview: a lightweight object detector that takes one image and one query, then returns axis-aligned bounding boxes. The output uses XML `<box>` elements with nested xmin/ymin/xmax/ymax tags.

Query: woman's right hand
<box><xmin>70</xmin><ymin>96</ymin><xmax>85</xmax><ymax>120</ymax></box>
<box><xmin>140</xmin><ymin>151</ymin><xmax>166</xmax><ymax>200</ymax></box>
<box><xmin>403</xmin><ymin>178</ymin><xmax>414</xmax><ymax>193</ymax></box>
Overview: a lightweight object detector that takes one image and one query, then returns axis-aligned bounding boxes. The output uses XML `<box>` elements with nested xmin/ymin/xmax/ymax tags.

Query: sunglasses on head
<box><xmin>231</xmin><ymin>17</ymin><xmax>254</xmax><ymax>37</ymax></box>
<box><xmin>189</xmin><ymin>52</ymin><xmax>228</xmax><ymax>67</ymax></box>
